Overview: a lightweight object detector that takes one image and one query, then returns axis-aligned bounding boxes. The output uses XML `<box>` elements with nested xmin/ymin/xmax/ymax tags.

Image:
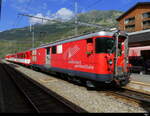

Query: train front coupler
<box><xmin>114</xmin><ymin>73</ymin><xmax>130</xmax><ymax>86</ymax></box>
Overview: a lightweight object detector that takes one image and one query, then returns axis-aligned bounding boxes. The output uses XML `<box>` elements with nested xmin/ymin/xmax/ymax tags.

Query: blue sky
<box><xmin>0</xmin><ymin>0</ymin><xmax>150</xmax><ymax>32</ymax></box>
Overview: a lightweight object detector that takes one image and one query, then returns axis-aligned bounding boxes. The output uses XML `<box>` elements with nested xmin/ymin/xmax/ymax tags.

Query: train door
<box><xmin>45</xmin><ymin>47</ymin><xmax>51</xmax><ymax>66</ymax></box>
<box><xmin>114</xmin><ymin>31</ymin><xmax>128</xmax><ymax>76</ymax></box>
<box><xmin>32</xmin><ymin>49</ymin><xmax>37</xmax><ymax>64</ymax></box>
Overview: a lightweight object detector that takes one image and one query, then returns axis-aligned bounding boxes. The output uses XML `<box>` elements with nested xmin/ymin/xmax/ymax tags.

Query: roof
<box><xmin>116</xmin><ymin>2</ymin><xmax>150</xmax><ymax>21</ymax></box>
<box><xmin>32</xmin><ymin>31</ymin><xmax>114</xmax><ymax>50</ymax></box>
<box><xmin>128</xmin><ymin>29</ymin><xmax>150</xmax><ymax>43</ymax></box>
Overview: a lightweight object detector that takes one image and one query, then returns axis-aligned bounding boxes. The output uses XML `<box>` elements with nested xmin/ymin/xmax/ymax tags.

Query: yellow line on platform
<box><xmin>130</xmin><ymin>80</ymin><xmax>150</xmax><ymax>86</ymax></box>
<box><xmin>39</xmin><ymin>78</ymin><xmax>57</xmax><ymax>83</ymax></box>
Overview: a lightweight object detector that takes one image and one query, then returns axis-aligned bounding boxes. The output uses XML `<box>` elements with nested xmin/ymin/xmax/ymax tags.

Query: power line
<box><xmin>12</xmin><ymin>0</ymin><xmax>33</xmax><ymax>28</ymax></box>
<box><xmin>84</xmin><ymin>0</ymin><xmax>103</xmax><ymax>11</ymax></box>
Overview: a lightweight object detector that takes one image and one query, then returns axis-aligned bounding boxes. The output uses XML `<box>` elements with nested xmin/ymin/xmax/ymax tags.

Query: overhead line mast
<box><xmin>75</xmin><ymin>0</ymin><xmax>78</xmax><ymax>36</ymax></box>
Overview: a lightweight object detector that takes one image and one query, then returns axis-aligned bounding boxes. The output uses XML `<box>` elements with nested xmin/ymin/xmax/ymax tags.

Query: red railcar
<box><xmin>6</xmin><ymin>31</ymin><xmax>130</xmax><ymax>86</ymax></box>
<box><xmin>6</xmin><ymin>51</ymin><xmax>31</xmax><ymax>66</ymax></box>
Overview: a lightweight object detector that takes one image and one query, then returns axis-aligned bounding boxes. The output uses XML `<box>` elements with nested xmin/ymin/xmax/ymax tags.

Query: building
<box><xmin>117</xmin><ymin>2</ymin><xmax>150</xmax><ymax>73</ymax></box>
<box><xmin>116</xmin><ymin>2</ymin><xmax>150</xmax><ymax>47</ymax></box>
<box><xmin>116</xmin><ymin>2</ymin><xmax>150</xmax><ymax>32</ymax></box>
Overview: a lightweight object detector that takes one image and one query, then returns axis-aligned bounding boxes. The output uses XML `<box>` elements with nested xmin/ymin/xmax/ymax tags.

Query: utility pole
<box><xmin>75</xmin><ymin>0</ymin><xmax>78</xmax><ymax>36</ymax></box>
<box><xmin>29</xmin><ymin>23</ymin><xmax>35</xmax><ymax>48</ymax></box>
<box><xmin>31</xmin><ymin>24</ymin><xmax>35</xmax><ymax>48</ymax></box>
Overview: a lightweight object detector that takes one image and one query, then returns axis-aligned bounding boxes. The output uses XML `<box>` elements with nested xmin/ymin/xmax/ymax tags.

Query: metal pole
<box><xmin>75</xmin><ymin>0</ymin><xmax>78</xmax><ymax>36</ymax></box>
<box><xmin>115</xmin><ymin>34</ymin><xmax>119</xmax><ymax>76</ymax></box>
<box><xmin>32</xmin><ymin>25</ymin><xmax>35</xmax><ymax>48</ymax></box>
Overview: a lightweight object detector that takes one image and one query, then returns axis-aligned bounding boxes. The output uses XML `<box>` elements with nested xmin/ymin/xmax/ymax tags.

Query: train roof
<box><xmin>31</xmin><ymin>31</ymin><xmax>115</xmax><ymax>50</ymax></box>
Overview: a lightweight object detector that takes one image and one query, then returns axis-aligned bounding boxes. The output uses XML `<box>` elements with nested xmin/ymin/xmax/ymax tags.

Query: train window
<box><xmin>86</xmin><ymin>38</ymin><xmax>93</xmax><ymax>54</ymax></box>
<box><xmin>57</xmin><ymin>45</ymin><xmax>63</xmax><ymax>54</ymax></box>
<box><xmin>95</xmin><ymin>37</ymin><xmax>114</xmax><ymax>53</ymax></box>
<box><xmin>32</xmin><ymin>50</ymin><xmax>37</xmax><ymax>55</ymax></box>
<box><xmin>87</xmin><ymin>38</ymin><xmax>93</xmax><ymax>43</ymax></box>
<box><xmin>46</xmin><ymin>48</ymin><xmax>50</xmax><ymax>55</ymax></box>
<box><xmin>52</xmin><ymin>46</ymin><xmax>56</xmax><ymax>54</ymax></box>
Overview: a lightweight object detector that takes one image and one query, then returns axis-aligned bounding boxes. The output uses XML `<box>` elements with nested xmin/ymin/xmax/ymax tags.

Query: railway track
<box><xmin>100</xmin><ymin>86</ymin><xmax>150</xmax><ymax>111</ymax></box>
<box><xmin>0</xmin><ymin>63</ymin><xmax>87</xmax><ymax>113</ymax></box>
<box><xmin>0</xmin><ymin>64</ymin><xmax>35</xmax><ymax>113</ymax></box>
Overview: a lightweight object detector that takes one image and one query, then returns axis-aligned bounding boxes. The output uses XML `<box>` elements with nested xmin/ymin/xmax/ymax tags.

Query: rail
<box><xmin>1</xmin><ymin>63</ymin><xmax>87</xmax><ymax>113</ymax></box>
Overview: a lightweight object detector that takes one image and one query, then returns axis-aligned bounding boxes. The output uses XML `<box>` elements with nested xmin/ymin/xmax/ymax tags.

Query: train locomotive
<box><xmin>5</xmin><ymin>30</ymin><xmax>130</xmax><ymax>87</ymax></box>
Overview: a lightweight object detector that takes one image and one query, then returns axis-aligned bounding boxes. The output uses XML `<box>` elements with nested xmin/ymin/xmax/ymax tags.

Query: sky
<box><xmin>0</xmin><ymin>0</ymin><xmax>150</xmax><ymax>32</ymax></box>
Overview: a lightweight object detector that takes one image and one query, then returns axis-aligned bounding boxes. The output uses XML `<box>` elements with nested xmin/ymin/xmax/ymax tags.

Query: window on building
<box><xmin>125</xmin><ymin>24</ymin><xmax>135</xmax><ymax>32</ymax></box>
<box><xmin>124</xmin><ymin>17</ymin><xmax>135</xmax><ymax>24</ymax></box>
<box><xmin>52</xmin><ymin>46</ymin><xmax>57</xmax><ymax>54</ymax></box>
<box><xmin>143</xmin><ymin>20</ymin><xmax>150</xmax><ymax>29</ymax></box>
<box><xmin>142</xmin><ymin>12</ymin><xmax>150</xmax><ymax>18</ymax></box>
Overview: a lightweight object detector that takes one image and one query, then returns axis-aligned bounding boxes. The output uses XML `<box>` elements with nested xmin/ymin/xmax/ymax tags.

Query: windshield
<box><xmin>95</xmin><ymin>37</ymin><xmax>114</xmax><ymax>53</ymax></box>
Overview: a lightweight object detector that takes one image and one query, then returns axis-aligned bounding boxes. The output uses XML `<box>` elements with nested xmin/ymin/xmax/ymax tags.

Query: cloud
<box><xmin>52</xmin><ymin>8</ymin><xmax>74</xmax><ymax>21</ymax></box>
<box><xmin>29</xmin><ymin>13</ymin><xmax>51</xmax><ymax>24</ymax></box>
<box><xmin>29</xmin><ymin>8</ymin><xmax>74</xmax><ymax>24</ymax></box>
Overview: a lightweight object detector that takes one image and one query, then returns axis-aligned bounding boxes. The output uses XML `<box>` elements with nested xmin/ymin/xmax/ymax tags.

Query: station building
<box><xmin>116</xmin><ymin>2</ymin><xmax>150</xmax><ymax>73</ymax></box>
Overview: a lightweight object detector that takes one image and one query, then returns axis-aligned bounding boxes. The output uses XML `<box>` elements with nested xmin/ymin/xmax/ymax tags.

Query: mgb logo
<box><xmin>63</xmin><ymin>45</ymin><xmax>80</xmax><ymax>59</ymax></box>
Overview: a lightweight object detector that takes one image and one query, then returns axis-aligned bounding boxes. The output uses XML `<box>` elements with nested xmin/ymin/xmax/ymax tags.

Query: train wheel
<box><xmin>60</xmin><ymin>73</ymin><xmax>65</xmax><ymax>79</ymax></box>
<box><xmin>67</xmin><ymin>76</ymin><xmax>72</xmax><ymax>82</ymax></box>
<box><xmin>86</xmin><ymin>80</ymin><xmax>95</xmax><ymax>88</ymax></box>
<box><xmin>120</xmin><ymin>79</ymin><xmax>129</xmax><ymax>86</ymax></box>
<box><xmin>72</xmin><ymin>77</ymin><xmax>82</xmax><ymax>85</ymax></box>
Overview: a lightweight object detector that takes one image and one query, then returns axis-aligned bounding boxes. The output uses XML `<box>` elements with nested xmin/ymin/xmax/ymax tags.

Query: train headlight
<box><xmin>126</xmin><ymin>60</ymin><xmax>129</xmax><ymax>64</ymax></box>
<box><xmin>108</xmin><ymin>60</ymin><xmax>113</xmax><ymax>65</ymax></box>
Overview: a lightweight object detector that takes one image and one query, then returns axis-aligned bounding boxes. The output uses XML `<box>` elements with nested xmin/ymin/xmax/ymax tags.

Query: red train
<box><xmin>5</xmin><ymin>31</ymin><xmax>130</xmax><ymax>87</ymax></box>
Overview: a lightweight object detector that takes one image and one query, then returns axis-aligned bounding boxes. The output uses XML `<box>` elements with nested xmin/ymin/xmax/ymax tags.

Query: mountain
<box><xmin>0</xmin><ymin>10</ymin><xmax>123</xmax><ymax>57</ymax></box>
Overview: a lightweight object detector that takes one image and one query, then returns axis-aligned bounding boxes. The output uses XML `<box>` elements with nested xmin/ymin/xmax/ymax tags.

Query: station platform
<box><xmin>130</xmin><ymin>74</ymin><xmax>150</xmax><ymax>84</ymax></box>
<box><xmin>123</xmin><ymin>74</ymin><xmax>150</xmax><ymax>95</ymax></box>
